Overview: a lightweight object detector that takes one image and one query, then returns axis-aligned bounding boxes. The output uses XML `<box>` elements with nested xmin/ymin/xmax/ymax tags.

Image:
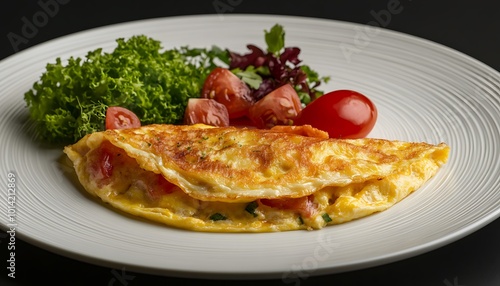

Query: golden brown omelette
<box><xmin>63</xmin><ymin>124</ymin><xmax>450</xmax><ymax>232</ymax></box>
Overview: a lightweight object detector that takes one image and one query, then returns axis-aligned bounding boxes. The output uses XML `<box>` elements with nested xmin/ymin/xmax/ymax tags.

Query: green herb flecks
<box><xmin>298</xmin><ymin>216</ymin><xmax>304</xmax><ymax>225</ymax></box>
<box><xmin>322</xmin><ymin>213</ymin><xmax>333</xmax><ymax>223</ymax></box>
<box><xmin>245</xmin><ymin>201</ymin><xmax>259</xmax><ymax>217</ymax></box>
<box><xmin>209</xmin><ymin>213</ymin><xmax>227</xmax><ymax>221</ymax></box>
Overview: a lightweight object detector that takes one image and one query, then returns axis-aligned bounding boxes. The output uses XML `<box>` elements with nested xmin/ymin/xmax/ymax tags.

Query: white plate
<box><xmin>1</xmin><ymin>15</ymin><xmax>499</xmax><ymax>279</ymax></box>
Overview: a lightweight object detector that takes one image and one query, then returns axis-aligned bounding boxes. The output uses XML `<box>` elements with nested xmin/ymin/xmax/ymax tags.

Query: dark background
<box><xmin>1</xmin><ymin>1</ymin><xmax>499</xmax><ymax>285</ymax></box>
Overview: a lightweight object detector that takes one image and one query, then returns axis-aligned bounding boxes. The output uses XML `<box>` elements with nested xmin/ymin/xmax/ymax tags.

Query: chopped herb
<box><xmin>298</xmin><ymin>216</ymin><xmax>304</xmax><ymax>225</ymax></box>
<box><xmin>245</xmin><ymin>201</ymin><xmax>259</xmax><ymax>217</ymax></box>
<box><xmin>322</xmin><ymin>213</ymin><xmax>332</xmax><ymax>223</ymax></box>
<box><xmin>209</xmin><ymin>213</ymin><xmax>227</xmax><ymax>221</ymax></box>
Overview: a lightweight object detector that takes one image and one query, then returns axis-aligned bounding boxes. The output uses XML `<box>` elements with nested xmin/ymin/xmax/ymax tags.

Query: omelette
<box><xmin>63</xmin><ymin>124</ymin><xmax>450</xmax><ymax>232</ymax></box>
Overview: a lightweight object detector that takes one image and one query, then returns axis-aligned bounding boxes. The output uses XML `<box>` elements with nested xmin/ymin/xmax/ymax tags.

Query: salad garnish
<box><xmin>23</xmin><ymin>24</ymin><xmax>339</xmax><ymax>143</ymax></box>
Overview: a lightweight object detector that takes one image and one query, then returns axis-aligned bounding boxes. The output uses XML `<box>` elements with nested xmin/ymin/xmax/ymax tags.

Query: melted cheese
<box><xmin>63</xmin><ymin>124</ymin><xmax>450</xmax><ymax>232</ymax></box>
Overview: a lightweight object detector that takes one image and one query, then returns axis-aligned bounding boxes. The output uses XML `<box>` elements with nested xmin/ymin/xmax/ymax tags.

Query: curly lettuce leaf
<box><xmin>24</xmin><ymin>35</ymin><xmax>225</xmax><ymax>143</ymax></box>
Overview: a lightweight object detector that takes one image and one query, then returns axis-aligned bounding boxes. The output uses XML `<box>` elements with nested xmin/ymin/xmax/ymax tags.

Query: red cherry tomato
<box><xmin>247</xmin><ymin>84</ymin><xmax>302</xmax><ymax>129</ymax></box>
<box><xmin>105</xmin><ymin>106</ymin><xmax>141</xmax><ymax>130</ymax></box>
<box><xmin>183</xmin><ymin>98</ymin><xmax>230</xmax><ymax>127</ymax></box>
<box><xmin>201</xmin><ymin>67</ymin><xmax>254</xmax><ymax>119</ymax></box>
<box><xmin>295</xmin><ymin>90</ymin><xmax>377</xmax><ymax>138</ymax></box>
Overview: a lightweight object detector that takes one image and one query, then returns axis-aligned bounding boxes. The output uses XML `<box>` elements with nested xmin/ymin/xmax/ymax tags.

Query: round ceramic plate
<box><xmin>1</xmin><ymin>15</ymin><xmax>499</xmax><ymax>279</ymax></box>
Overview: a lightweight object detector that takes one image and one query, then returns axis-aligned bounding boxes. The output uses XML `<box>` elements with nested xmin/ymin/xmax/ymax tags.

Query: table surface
<box><xmin>1</xmin><ymin>1</ymin><xmax>499</xmax><ymax>285</ymax></box>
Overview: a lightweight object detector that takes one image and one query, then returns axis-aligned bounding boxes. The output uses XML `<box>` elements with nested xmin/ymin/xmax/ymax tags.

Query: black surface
<box><xmin>1</xmin><ymin>1</ymin><xmax>499</xmax><ymax>285</ymax></box>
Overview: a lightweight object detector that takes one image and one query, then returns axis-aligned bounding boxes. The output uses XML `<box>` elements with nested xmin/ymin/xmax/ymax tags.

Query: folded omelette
<box><xmin>63</xmin><ymin>124</ymin><xmax>450</xmax><ymax>232</ymax></box>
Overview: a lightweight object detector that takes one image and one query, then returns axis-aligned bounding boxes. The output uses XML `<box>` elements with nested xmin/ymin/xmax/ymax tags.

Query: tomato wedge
<box><xmin>184</xmin><ymin>98</ymin><xmax>230</xmax><ymax>127</ymax></box>
<box><xmin>295</xmin><ymin>90</ymin><xmax>377</xmax><ymax>138</ymax></box>
<box><xmin>248</xmin><ymin>84</ymin><xmax>302</xmax><ymax>129</ymax></box>
<box><xmin>105</xmin><ymin>106</ymin><xmax>141</xmax><ymax>130</ymax></box>
<box><xmin>201</xmin><ymin>67</ymin><xmax>254</xmax><ymax>119</ymax></box>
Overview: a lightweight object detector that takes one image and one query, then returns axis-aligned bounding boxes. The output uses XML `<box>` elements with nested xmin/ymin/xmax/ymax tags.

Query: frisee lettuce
<box><xmin>24</xmin><ymin>35</ymin><xmax>225</xmax><ymax>143</ymax></box>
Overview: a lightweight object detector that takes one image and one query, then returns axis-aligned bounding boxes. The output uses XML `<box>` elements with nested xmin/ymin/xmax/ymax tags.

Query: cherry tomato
<box><xmin>260</xmin><ymin>195</ymin><xmax>316</xmax><ymax>218</ymax></box>
<box><xmin>247</xmin><ymin>84</ymin><xmax>302</xmax><ymax>129</ymax></box>
<box><xmin>183</xmin><ymin>98</ymin><xmax>230</xmax><ymax>127</ymax></box>
<box><xmin>295</xmin><ymin>90</ymin><xmax>377</xmax><ymax>138</ymax></box>
<box><xmin>105</xmin><ymin>106</ymin><xmax>141</xmax><ymax>130</ymax></box>
<box><xmin>201</xmin><ymin>67</ymin><xmax>254</xmax><ymax>119</ymax></box>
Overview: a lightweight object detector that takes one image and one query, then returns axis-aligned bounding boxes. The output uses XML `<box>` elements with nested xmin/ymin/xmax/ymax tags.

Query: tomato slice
<box><xmin>260</xmin><ymin>195</ymin><xmax>316</xmax><ymax>218</ymax></box>
<box><xmin>201</xmin><ymin>67</ymin><xmax>254</xmax><ymax>119</ymax></box>
<box><xmin>247</xmin><ymin>84</ymin><xmax>302</xmax><ymax>129</ymax></box>
<box><xmin>105</xmin><ymin>106</ymin><xmax>141</xmax><ymax>130</ymax></box>
<box><xmin>183</xmin><ymin>98</ymin><xmax>230</xmax><ymax>127</ymax></box>
<box><xmin>295</xmin><ymin>90</ymin><xmax>377</xmax><ymax>139</ymax></box>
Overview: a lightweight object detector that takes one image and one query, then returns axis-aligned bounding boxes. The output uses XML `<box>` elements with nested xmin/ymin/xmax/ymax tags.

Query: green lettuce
<box><xmin>24</xmin><ymin>35</ymin><xmax>225</xmax><ymax>143</ymax></box>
